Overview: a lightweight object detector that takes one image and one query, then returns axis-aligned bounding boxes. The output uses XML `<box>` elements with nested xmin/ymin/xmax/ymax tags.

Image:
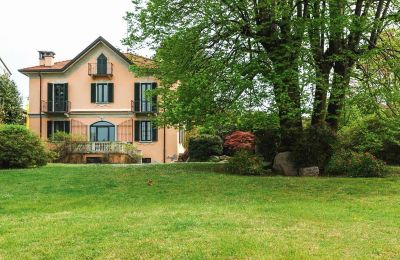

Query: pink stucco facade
<box><xmin>21</xmin><ymin>37</ymin><xmax>184</xmax><ymax>163</ymax></box>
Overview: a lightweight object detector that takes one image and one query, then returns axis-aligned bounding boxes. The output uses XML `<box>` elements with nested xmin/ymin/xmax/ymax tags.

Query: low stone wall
<box><xmin>61</xmin><ymin>153</ymin><xmax>140</xmax><ymax>164</ymax></box>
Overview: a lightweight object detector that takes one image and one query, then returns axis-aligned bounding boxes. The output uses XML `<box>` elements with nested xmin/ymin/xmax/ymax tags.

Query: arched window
<box><xmin>90</xmin><ymin>121</ymin><xmax>115</xmax><ymax>141</ymax></box>
<box><xmin>97</xmin><ymin>54</ymin><xmax>107</xmax><ymax>75</ymax></box>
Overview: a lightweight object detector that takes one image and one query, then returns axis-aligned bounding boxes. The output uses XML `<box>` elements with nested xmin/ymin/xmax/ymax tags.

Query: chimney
<box><xmin>38</xmin><ymin>51</ymin><xmax>55</xmax><ymax>67</ymax></box>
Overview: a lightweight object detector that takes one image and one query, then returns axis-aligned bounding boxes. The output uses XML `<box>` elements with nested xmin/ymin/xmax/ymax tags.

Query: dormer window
<box><xmin>97</xmin><ymin>54</ymin><xmax>107</xmax><ymax>75</ymax></box>
<box><xmin>88</xmin><ymin>54</ymin><xmax>113</xmax><ymax>77</ymax></box>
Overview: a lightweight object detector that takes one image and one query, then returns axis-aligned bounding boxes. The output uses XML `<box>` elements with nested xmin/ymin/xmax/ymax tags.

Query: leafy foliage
<box><xmin>224</xmin><ymin>131</ymin><xmax>255</xmax><ymax>155</ymax></box>
<box><xmin>226</xmin><ymin>150</ymin><xmax>265</xmax><ymax>175</ymax></box>
<box><xmin>188</xmin><ymin>134</ymin><xmax>223</xmax><ymax>161</ymax></box>
<box><xmin>292</xmin><ymin>125</ymin><xmax>337</xmax><ymax>169</ymax></box>
<box><xmin>0</xmin><ymin>125</ymin><xmax>47</xmax><ymax>168</ymax></box>
<box><xmin>0</xmin><ymin>75</ymin><xmax>23</xmax><ymax>124</ymax></box>
<box><xmin>326</xmin><ymin>150</ymin><xmax>387</xmax><ymax>178</ymax></box>
<box><xmin>339</xmin><ymin>115</ymin><xmax>400</xmax><ymax>164</ymax></box>
<box><xmin>49</xmin><ymin>132</ymin><xmax>86</xmax><ymax>162</ymax></box>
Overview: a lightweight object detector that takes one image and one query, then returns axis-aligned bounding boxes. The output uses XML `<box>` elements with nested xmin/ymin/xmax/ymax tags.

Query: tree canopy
<box><xmin>124</xmin><ymin>0</ymin><xmax>400</xmax><ymax>148</ymax></box>
<box><xmin>0</xmin><ymin>74</ymin><xmax>23</xmax><ymax>124</ymax></box>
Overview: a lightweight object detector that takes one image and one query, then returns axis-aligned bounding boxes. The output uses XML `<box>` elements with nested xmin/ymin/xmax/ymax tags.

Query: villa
<box><xmin>19</xmin><ymin>36</ymin><xmax>184</xmax><ymax>163</ymax></box>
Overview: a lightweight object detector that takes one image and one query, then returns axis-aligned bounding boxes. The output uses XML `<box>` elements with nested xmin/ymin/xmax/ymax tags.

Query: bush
<box><xmin>226</xmin><ymin>150</ymin><xmax>265</xmax><ymax>175</ymax></box>
<box><xmin>50</xmin><ymin>132</ymin><xmax>86</xmax><ymax>162</ymax></box>
<box><xmin>325</xmin><ymin>150</ymin><xmax>387</xmax><ymax>177</ymax></box>
<box><xmin>0</xmin><ymin>125</ymin><xmax>48</xmax><ymax>168</ymax></box>
<box><xmin>254</xmin><ymin>128</ymin><xmax>280</xmax><ymax>162</ymax></box>
<box><xmin>292</xmin><ymin>125</ymin><xmax>337</xmax><ymax>169</ymax></box>
<box><xmin>339</xmin><ymin>115</ymin><xmax>400</xmax><ymax>164</ymax></box>
<box><xmin>188</xmin><ymin>134</ymin><xmax>223</xmax><ymax>161</ymax></box>
<box><xmin>224</xmin><ymin>131</ymin><xmax>255</xmax><ymax>155</ymax></box>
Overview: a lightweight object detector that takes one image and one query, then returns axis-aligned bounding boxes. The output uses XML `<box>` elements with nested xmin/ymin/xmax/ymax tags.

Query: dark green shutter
<box><xmin>64</xmin><ymin>83</ymin><xmax>68</xmax><ymax>111</ymax></box>
<box><xmin>134</xmin><ymin>120</ymin><xmax>140</xmax><ymax>141</ymax></box>
<box><xmin>152</xmin><ymin>123</ymin><xmax>158</xmax><ymax>142</ymax></box>
<box><xmin>47</xmin><ymin>121</ymin><xmax>52</xmax><ymax>139</ymax></box>
<box><xmin>151</xmin><ymin>82</ymin><xmax>157</xmax><ymax>112</ymax></box>
<box><xmin>134</xmin><ymin>83</ymin><xmax>140</xmax><ymax>112</ymax></box>
<box><xmin>91</xmin><ymin>83</ymin><xmax>96</xmax><ymax>103</ymax></box>
<box><xmin>65</xmin><ymin>121</ymin><xmax>70</xmax><ymax>134</ymax></box>
<box><xmin>108</xmin><ymin>83</ymin><xmax>114</xmax><ymax>102</ymax></box>
<box><xmin>47</xmin><ymin>83</ymin><xmax>53</xmax><ymax>112</ymax></box>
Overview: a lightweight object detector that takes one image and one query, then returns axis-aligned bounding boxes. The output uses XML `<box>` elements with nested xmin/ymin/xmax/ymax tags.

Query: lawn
<box><xmin>0</xmin><ymin>163</ymin><xmax>399</xmax><ymax>259</ymax></box>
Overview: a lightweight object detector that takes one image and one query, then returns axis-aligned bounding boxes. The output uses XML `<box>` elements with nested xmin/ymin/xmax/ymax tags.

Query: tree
<box><xmin>0</xmin><ymin>74</ymin><xmax>23</xmax><ymax>124</ymax></box>
<box><xmin>308</xmin><ymin>0</ymin><xmax>399</xmax><ymax>130</ymax></box>
<box><xmin>124</xmin><ymin>0</ymin><xmax>400</xmax><ymax>148</ymax></box>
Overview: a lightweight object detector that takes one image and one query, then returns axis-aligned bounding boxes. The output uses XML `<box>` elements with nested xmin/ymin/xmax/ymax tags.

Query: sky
<box><xmin>0</xmin><ymin>0</ymin><xmax>151</xmax><ymax>105</ymax></box>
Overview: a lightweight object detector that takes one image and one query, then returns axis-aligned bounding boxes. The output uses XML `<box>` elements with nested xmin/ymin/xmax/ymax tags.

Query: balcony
<box><xmin>41</xmin><ymin>100</ymin><xmax>71</xmax><ymax>114</ymax></box>
<box><xmin>131</xmin><ymin>100</ymin><xmax>158</xmax><ymax>114</ymax></box>
<box><xmin>88</xmin><ymin>62</ymin><xmax>113</xmax><ymax>78</ymax></box>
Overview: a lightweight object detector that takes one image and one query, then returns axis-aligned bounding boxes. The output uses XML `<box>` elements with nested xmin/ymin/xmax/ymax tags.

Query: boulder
<box><xmin>299</xmin><ymin>166</ymin><xmax>319</xmax><ymax>177</ymax></box>
<box><xmin>273</xmin><ymin>152</ymin><xmax>298</xmax><ymax>176</ymax></box>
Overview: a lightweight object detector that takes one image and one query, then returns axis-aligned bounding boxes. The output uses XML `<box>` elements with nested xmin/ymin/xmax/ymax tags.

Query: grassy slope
<box><xmin>0</xmin><ymin>163</ymin><xmax>399</xmax><ymax>259</ymax></box>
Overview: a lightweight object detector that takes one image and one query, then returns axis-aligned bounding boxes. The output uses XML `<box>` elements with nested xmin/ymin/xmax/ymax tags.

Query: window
<box><xmin>47</xmin><ymin>120</ymin><xmax>70</xmax><ymax>139</ymax></box>
<box><xmin>90</xmin><ymin>121</ymin><xmax>115</xmax><ymax>142</ymax></box>
<box><xmin>134</xmin><ymin>120</ymin><xmax>158</xmax><ymax>142</ymax></box>
<box><xmin>96</xmin><ymin>83</ymin><xmax>108</xmax><ymax>103</ymax></box>
<box><xmin>140</xmin><ymin>83</ymin><xmax>152</xmax><ymax>112</ymax></box>
<box><xmin>97</xmin><ymin>54</ymin><xmax>107</xmax><ymax>75</ymax></box>
<box><xmin>134</xmin><ymin>82</ymin><xmax>157</xmax><ymax>112</ymax></box>
<box><xmin>91</xmin><ymin>83</ymin><xmax>114</xmax><ymax>103</ymax></box>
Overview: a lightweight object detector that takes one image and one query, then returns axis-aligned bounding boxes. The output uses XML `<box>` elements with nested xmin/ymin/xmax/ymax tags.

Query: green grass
<box><xmin>0</xmin><ymin>163</ymin><xmax>399</xmax><ymax>259</ymax></box>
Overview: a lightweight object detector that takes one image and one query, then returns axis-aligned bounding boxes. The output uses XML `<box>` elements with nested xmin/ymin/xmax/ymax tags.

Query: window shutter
<box><xmin>91</xmin><ymin>83</ymin><xmax>96</xmax><ymax>103</ymax></box>
<box><xmin>47</xmin><ymin>83</ymin><xmax>53</xmax><ymax>112</ymax></box>
<box><xmin>64</xmin><ymin>83</ymin><xmax>68</xmax><ymax>111</ymax></box>
<box><xmin>134</xmin><ymin>120</ymin><xmax>140</xmax><ymax>141</ymax></box>
<box><xmin>152</xmin><ymin>123</ymin><xmax>158</xmax><ymax>142</ymax></box>
<box><xmin>152</xmin><ymin>82</ymin><xmax>157</xmax><ymax>112</ymax></box>
<box><xmin>134</xmin><ymin>83</ymin><xmax>140</xmax><ymax>112</ymax></box>
<box><xmin>65</xmin><ymin>121</ymin><xmax>70</xmax><ymax>134</ymax></box>
<box><xmin>108</xmin><ymin>83</ymin><xmax>114</xmax><ymax>102</ymax></box>
<box><xmin>47</xmin><ymin>121</ymin><xmax>52</xmax><ymax>139</ymax></box>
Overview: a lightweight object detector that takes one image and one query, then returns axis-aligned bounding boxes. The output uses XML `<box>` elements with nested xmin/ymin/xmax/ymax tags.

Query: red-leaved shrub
<box><xmin>224</xmin><ymin>131</ymin><xmax>255</xmax><ymax>155</ymax></box>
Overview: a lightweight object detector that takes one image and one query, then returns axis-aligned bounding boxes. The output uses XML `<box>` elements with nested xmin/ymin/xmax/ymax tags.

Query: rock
<box><xmin>208</xmin><ymin>155</ymin><xmax>220</xmax><ymax>162</ymax></box>
<box><xmin>273</xmin><ymin>152</ymin><xmax>298</xmax><ymax>176</ymax></box>
<box><xmin>299</xmin><ymin>166</ymin><xmax>319</xmax><ymax>177</ymax></box>
<box><xmin>218</xmin><ymin>159</ymin><xmax>229</xmax><ymax>164</ymax></box>
<box><xmin>219</xmin><ymin>155</ymin><xmax>231</xmax><ymax>161</ymax></box>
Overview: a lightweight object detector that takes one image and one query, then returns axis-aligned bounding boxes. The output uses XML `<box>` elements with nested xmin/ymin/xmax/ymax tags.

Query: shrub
<box><xmin>292</xmin><ymin>125</ymin><xmax>337</xmax><ymax>169</ymax></box>
<box><xmin>188</xmin><ymin>134</ymin><xmax>223</xmax><ymax>161</ymax></box>
<box><xmin>226</xmin><ymin>150</ymin><xmax>265</xmax><ymax>175</ymax></box>
<box><xmin>254</xmin><ymin>128</ymin><xmax>280</xmax><ymax>162</ymax></box>
<box><xmin>325</xmin><ymin>150</ymin><xmax>387</xmax><ymax>177</ymax></box>
<box><xmin>50</xmin><ymin>132</ymin><xmax>86</xmax><ymax>162</ymax></box>
<box><xmin>0</xmin><ymin>125</ymin><xmax>47</xmax><ymax>168</ymax></box>
<box><xmin>339</xmin><ymin>115</ymin><xmax>400</xmax><ymax>164</ymax></box>
<box><xmin>224</xmin><ymin>131</ymin><xmax>255</xmax><ymax>155</ymax></box>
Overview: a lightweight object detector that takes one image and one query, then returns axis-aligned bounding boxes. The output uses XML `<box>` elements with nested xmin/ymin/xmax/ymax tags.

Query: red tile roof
<box><xmin>20</xmin><ymin>60</ymin><xmax>71</xmax><ymax>72</ymax></box>
<box><xmin>19</xmin><ymin>36</ymin><xmax>153</xmax><ymax>74</ymax></box>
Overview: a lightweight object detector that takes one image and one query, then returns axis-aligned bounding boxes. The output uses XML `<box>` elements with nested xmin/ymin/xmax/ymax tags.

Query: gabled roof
<box><xmin>0</xmin><ymin>57</ymin><xmax>11</xmax><ymax>75</ymax></box>
<box><xmin>19</xmin><ymin>36</ymin><xmax>150</xmax><ymax>75</ymax></box>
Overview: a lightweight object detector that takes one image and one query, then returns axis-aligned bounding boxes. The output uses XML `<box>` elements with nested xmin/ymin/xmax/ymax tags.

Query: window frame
<box><xmin>95</xmin><ymin>83</ymin><xmax>109</xmax><ymax>103</ymax></box>
<box><xmin>140</xmin><ymin>121</ymin><xmax>153</xmax><ymax>142</ymax></box>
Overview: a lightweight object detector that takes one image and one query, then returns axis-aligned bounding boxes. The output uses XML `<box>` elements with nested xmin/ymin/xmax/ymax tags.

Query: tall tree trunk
<box><xmin>311</xmin><ymin>63</ymin><xmax>331</xmax><ymax>125</ymax></box>
<box><xmin>326</xmin><ymin>61</ymin><xmax>352</xmax><ymax>131</ymax></box>
<box><xmin>271</xmin><ymin>53</ymin><xmax>303</xmax><ymax>150</ymax></box>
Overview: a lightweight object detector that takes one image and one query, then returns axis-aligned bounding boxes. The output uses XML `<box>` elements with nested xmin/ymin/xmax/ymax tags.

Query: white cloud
<box><xmin>0</xmin><ymin>0</ymin><xmax>151</xmax><ymax>105</ymax></box>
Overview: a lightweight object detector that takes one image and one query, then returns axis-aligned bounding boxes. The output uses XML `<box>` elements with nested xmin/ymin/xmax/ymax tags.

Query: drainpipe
<box><xmin>163</xmin><ymin>124</ymin><xmax>166</xmax><ymax>163</ymax></box>
<box><xmin>39</xmin><ymin>72</ymin><xmax>42</xmax><ymax>138</ymax></box>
